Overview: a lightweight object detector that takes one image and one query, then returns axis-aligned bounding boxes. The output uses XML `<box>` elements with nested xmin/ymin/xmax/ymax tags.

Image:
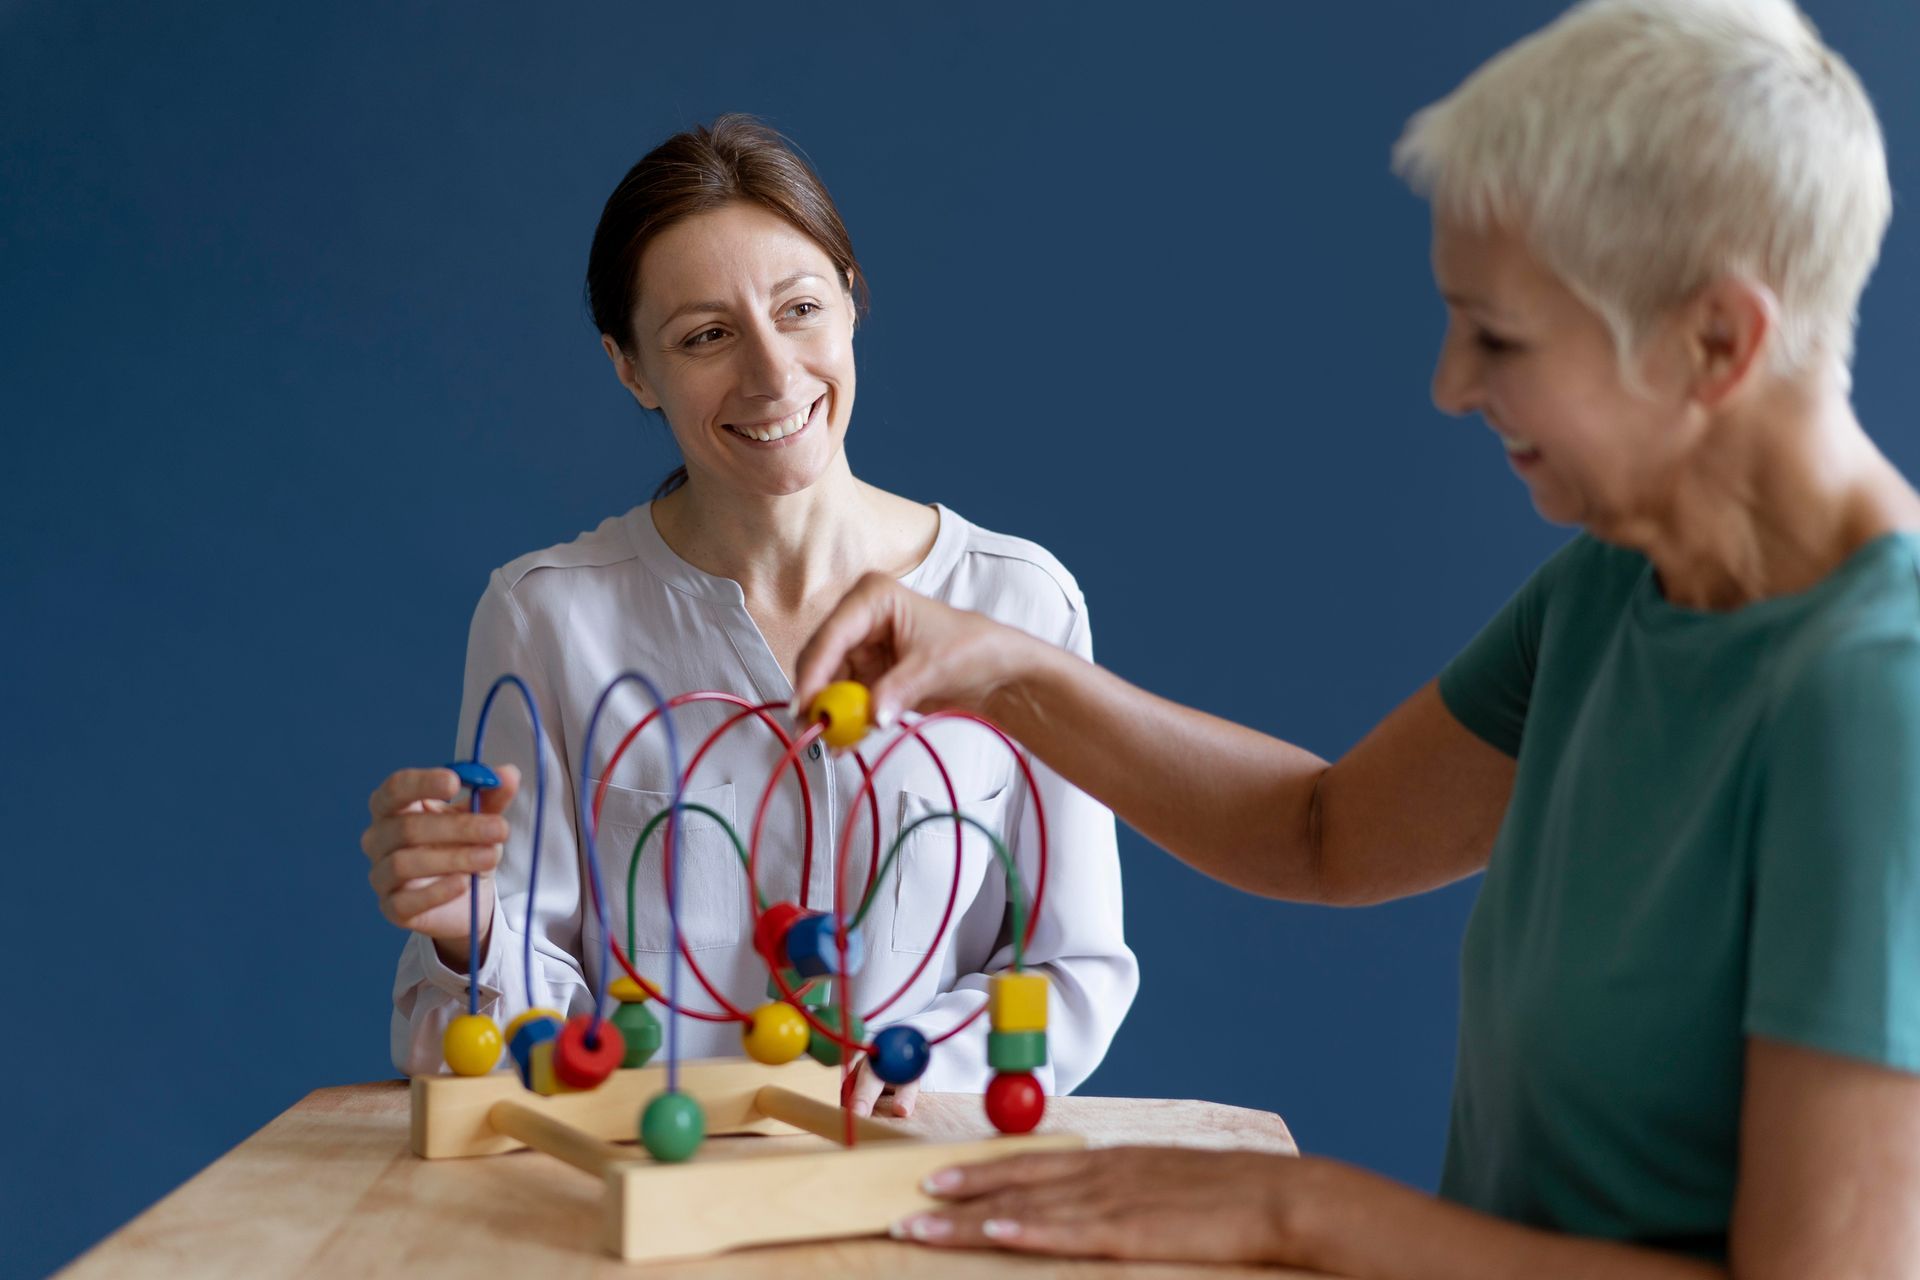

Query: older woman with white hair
<box><xmin>792</xmin><ymin>0</ymin><xmax>1920</xmax><ymax>1274</ymax></box>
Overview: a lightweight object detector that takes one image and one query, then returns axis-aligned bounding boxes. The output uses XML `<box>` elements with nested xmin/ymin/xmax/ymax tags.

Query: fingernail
<box><xmin>983</xmin><ymin>1219</ymin><xmax>1022</xmax><ymax>1241</ymax></box>
<box><xmin>875</xmin><ymin>704</ymin><xmax>896</xmax><ymax>730</ymax></box>
<box><xmin>920</xmin><ymin>1167</ymin><xmax>962</xmax><ymax>1194</ymax></box>
<box><xmin>893</xmin><ymin>1214</ymin><xmax>951</xmax><ymax>1242</ymax></box>
<box><xmin>787</xmin><ymin>697</ymin><xmax>805</xmax><ymax>719</ymax></box>
<box><xmin>854</xmin><ymin>1100</ymin><xmax>872</xmax><ymax>1116</ymax></box>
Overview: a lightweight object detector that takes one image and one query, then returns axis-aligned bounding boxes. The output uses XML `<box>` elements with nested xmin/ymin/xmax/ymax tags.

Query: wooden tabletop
<box><xmin>60</xmin><ymin>1082</ymin><xmax>1313</xmax><ymax>1278</ymax></box>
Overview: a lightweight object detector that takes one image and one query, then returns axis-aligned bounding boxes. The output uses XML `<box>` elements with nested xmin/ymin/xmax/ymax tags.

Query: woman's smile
<box><xmin>723</xmin><ymin>392</ymin><xmax>825</xmax><ymax>447</ymax></box>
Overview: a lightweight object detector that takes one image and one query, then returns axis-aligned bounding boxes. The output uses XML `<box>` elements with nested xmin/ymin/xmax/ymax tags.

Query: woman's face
<box><xmin>613</xmin><ymin>202</ymin><xmax>856</xmax><ymax>498</ymax></box>
<box><xmin>1428</xmin><ymin>218</ymin><xmax>1698</xmax><ymax>532</ymax></box>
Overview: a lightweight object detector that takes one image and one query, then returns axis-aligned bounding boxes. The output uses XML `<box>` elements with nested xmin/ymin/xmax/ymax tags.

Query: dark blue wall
<box><xmin>8</xmin><ymin>2</ymin><xmax>1917</xmax><ymax>1273</ymax></box>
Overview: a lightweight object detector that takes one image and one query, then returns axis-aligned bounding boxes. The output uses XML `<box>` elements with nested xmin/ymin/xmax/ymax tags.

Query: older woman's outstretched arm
<box><xmin>793</xmin><ymin>573</ymin><xmax>1514</xmax><ymax>908</ymax></box>
<box><xmin>892</xmin><ymin>1035</ymin><xmax>1920</xmax><ymax>1279</ymax></box>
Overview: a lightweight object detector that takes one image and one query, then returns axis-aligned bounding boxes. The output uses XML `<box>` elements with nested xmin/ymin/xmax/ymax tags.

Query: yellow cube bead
<box><xmin>808</xmin><ymin>681</ymin><xmax>872</xmax><ymax>749</ymax></box>
<box><xmin>990</xmin><ymin>972</ymin><xmax>1049</xmax><ymax>1033</ymax></box>
<box><xmin>527</xmin><ymin>1039</ymin><xmax>575</xmax><ymax>1096</ymax></box>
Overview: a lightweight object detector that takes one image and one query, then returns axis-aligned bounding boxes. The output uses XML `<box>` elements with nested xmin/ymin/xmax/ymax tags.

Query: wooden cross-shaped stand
<box><xmin>410</xmin><ymin>1057</ymin><xmax>1081</xmax><ymax>1262</ymax></box>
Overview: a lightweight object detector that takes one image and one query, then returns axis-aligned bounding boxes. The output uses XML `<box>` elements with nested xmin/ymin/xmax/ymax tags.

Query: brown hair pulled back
<box><xmin>585</xmin><ymin>115</ymin><xmax>867</xmax><ymax>499</ymax></box>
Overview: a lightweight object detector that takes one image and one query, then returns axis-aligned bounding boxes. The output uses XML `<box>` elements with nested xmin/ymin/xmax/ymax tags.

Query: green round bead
<box><xmin>987</xmin><ymin>1029</ymin><xmax>1048</xmax><ymax>1072</ymax></box>
<box><xmin>639</xmin><ymin>1091</ymin><xmax>706</xmax><ymax>1163</ymax></box>
<box><xmin>806</xmin><ymin>1005</ymin><xmax>866</xmax><ymax>1067</ymax></box>
<box><xmin>612</xmin><ymin>1002</ymin><xmax>662</xmax><ymax>1068</ymax></box>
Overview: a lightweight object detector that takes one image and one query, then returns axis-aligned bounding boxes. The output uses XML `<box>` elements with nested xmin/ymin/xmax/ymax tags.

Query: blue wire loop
<box><xmin>461</xmin><ymin>674</ymin><xmax>549</xmax><ymax>1018</ymax></box>
<box><xmin>579</xmin><ymin>671</ymin><xmax>684</xmax><ymax>1088</ymax></box>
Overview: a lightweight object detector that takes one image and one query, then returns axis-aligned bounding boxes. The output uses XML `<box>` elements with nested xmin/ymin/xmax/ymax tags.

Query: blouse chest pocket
<box><xmin>890</xmin><ymin>783</ymin><xmax>1014</xmax><ymax>955</ymax></box>
<box><xmin>588</xmin><ymin>780</ymin><xmax>743</xmax><ymax>953</ymax></box>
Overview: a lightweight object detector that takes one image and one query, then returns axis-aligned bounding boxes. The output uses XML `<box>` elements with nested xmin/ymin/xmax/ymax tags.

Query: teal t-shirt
<box><xmin>1438</xmin><ymin>531</ymin><xmax>1920</xmax><ymax>1257</ymax></box>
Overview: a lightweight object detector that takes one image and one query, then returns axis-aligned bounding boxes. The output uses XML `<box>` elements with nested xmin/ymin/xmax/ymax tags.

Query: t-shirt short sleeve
<box><xmin>1437</xmin><ymin>544</ymin><xmax>1569</xmax><ymax>758</ymax></box>
<box><xmin>1746</xmin><ymin>637</ymin><xmax>1920</xmax><ymax>1072</ymax></box>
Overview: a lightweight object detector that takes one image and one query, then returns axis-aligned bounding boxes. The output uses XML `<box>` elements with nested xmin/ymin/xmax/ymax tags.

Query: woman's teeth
<box><xmin>1498</xmin><ymin>431</ymin><xmax>1537</xmax><ymax>456</ymax></box>
<box><xmin>729</xmin><ymin>402</ymin><xmax>812</xmax><ymax>442</ymax></box>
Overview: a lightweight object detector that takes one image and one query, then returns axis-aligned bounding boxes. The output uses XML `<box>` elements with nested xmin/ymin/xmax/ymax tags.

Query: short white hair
<box><xmin>1393</xmin><ymin>0</ymin><xmax>1891</xmax><ymax>374</ymax></box>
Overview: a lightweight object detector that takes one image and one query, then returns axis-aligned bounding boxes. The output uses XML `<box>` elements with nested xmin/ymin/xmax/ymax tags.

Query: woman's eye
<box><xmin>1474</xmin><ymin>329</ymin><xmax>1520</xmax><ymax>355</ymax></box>
<box><xmin>684</xmin><ymin>327</ymin><xmax>728</xmax><ymax>348</ymax></box>
<box><xmin>785</xmin><ymin>301</ymin><xmax>821</xmax><ymax>319</ymax></box>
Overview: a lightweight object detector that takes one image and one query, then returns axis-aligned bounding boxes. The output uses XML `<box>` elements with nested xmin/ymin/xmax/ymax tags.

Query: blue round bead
<box><xmin>869</xmin><ymin>1025</ymin><xmax>931</xmax><ymax>1085</ymax></box>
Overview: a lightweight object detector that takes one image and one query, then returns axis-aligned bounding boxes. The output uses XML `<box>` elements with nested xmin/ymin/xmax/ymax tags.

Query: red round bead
<box><xmin>552</xmin><ymin>1014</ymin><xmax>626</xmax><ymax>1089</ymax></box>
<box><xmin>984</xmin><ymin>1071</ymin><xmax>1045</xmax><ymax>1134</ymax></box>
<box><xmin>754</xmin><ymin>902</ymin><xmax>808</xmax><ymax>966</ymax></box>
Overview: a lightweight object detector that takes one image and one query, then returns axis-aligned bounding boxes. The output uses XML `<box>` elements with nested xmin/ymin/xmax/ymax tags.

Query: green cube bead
<box><xmin>612</xmin><ymin>1002</ymin><xmax>662</xmax><ymax>1068</ymax></box>
<box><xmin>988</xmin><ymin>1029</ymin><xmax>1048</xmax><ymax>1072</ymax></box>
<box><xmin>807</xmin><ymin>1006</ymin><xmax>866</xmax><ymax>1067</ymax></box>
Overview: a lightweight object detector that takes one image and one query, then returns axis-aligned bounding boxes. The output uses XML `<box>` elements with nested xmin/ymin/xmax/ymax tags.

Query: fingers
<box><xmin>892</xmin><ymin>1183</ymin><xmax>1113</xmax><ymax>1256</ymax></box>
<box><xmin>367</xmin><ymin>841</ymin><xmax>501</xmax><ymax>894</ymax></box>
<box><xmin>882</xmin><ymin>1077</ymin><xmax>920</xmax><ymax>1118</ymax></box>
<box><xmin>368</xmin><ymin>767</ymin><xmax>461</xmax><ymax>820</ymax></box>
<box><xmin>360</xmin><ymin>809</ymin><xmax>509</xmax><ymax>863</ymax></box>
<box><xmin>383</xmin><ymin>875</ymin><xmax>470</xmax><ymax>928</ymax></box>
<box><xmin>792</xmin><ymin>573</ymin><xmax>899</xmax><ymax>715</ymax></box>
<box><xmin>921</xmin><ymin>1149</ymin><xmax>1095</xmax><ymax>1200</ymax></box>
<box><xmin>474</xmin><ymin>763</ymin><xmax>521</xmax><ymax>814</ymax></box>
<box><xmin>848</xmin><ymin>1058</ymin><xmax>887</xmax><ymax>1117</ymax></box>
<box><xmin>867</xmin><ymin>654</ymin><xmax>939</xmax><ymax>732</ymax></box>
<box><xmin>893</xmin><ymin>1209</ymin><xmax>1107</xmax><ymax>1257</ymax></box>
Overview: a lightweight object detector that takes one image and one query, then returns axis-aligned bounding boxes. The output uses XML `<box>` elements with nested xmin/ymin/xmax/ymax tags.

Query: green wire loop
<box><xmin>850</xmin><ymin>811</ymin><xmax>1026</xmax><ymax>969</ymax></box>
<box><xmin>624</xmin><ymin>803</ymin><xmax>766</xmax><ymax>959</ymax></box>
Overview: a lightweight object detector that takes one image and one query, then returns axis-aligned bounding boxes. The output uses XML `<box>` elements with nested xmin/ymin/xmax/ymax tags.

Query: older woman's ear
<box><xmin>1687</xmin><ymin>277</ymin><xmax>1779</xmax><ymax>409</ymax></box>
<box><xmin>601</xmin><ymin>333</ymin><xmax>663</xmax><ymax>411</ymax></box>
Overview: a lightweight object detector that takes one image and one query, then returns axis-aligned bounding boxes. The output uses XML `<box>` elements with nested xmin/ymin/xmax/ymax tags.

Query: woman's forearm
<box><xmin>985</xmin><ymin>637</ymin><xmax>1336</xmax><ymax>902</ymax></box>
<box><xmin>1292</xmin><ymin>1161</ymin><xmax>1724</xmax><ymax>1280</ymax></box>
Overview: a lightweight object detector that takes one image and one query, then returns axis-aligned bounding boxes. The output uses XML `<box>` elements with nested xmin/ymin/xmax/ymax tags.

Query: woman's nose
<box><xmin>1430</xmin><ymin>336</ymin><xmax>1482</xmax><ymax>418</ymax></box>
<box><xmin>737</xmin><ymin>323</ymin><xmax>800</xmax><ymax>401</ymax></box>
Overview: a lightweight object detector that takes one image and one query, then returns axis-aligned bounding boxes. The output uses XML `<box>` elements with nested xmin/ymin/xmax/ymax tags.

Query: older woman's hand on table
<box><xmin>889</xmin><ymin>1146</ymin><xmax>1319</xmax><ymax>1265</ymax></box>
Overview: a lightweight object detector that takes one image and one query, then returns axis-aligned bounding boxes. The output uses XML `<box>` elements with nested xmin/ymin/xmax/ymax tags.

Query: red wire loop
<box><xmin>572</xmin><ymin>689</ymin><xmax>1051</xmax><ymax>1105</ymax></box>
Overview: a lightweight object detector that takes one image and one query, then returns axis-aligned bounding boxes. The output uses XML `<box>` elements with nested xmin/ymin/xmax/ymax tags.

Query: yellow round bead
<box><xmin>808</xmin><ymin>681</ymin><xmax>872</xmax><ymax>749</ymax></box>
<box><xmin>608</xmin><ymin>976</ymin><xmax>652</xmax><ymax>1004</ymax></box>
<box><xmin>741</xmin><ymin>1002</ymin><xmax>811</xmax><ymax>1064</ymax></box>
<box><xmin>504</xmin><ymin>1007</ymin><xmax>565</xmax><ymax>1043</ymax></box>
<box><xmin>443</xmin><ymin>1014</ymin><xmax>503</xmax><ymax>1076</ymax></box>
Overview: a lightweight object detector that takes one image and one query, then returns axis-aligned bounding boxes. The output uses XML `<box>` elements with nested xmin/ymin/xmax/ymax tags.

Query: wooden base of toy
<box><xmin>410</xmin><ymin>1057</ymin><xmax>1083</xmax><ymax>1263</ymax></box>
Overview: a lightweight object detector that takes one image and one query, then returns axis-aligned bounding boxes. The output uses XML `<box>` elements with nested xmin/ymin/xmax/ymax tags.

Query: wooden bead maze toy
<box><xmin>410</xmin><ymin>672</ymin><xmax>1080</xmax><ymax>1262</ymax></box>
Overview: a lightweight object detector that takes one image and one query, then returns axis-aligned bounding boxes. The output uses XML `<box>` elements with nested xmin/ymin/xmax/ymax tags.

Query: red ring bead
<box><xmin>985</xmin><ymin>1071</ymin><xmax>1045</xmax><ymax>1134</ymax></box>
<box><xmin>552</xmin><ymin>1014</ymin><xmax>626</xmax><ymax>1090</ymax></box>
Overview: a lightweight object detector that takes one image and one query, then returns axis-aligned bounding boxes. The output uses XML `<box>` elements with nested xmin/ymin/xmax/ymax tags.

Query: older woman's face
<box><xmin>1428</xmin><ymin>219</ymin><xmax>1694</xmax><ymax>532</ymax></box>
<box><xmin>618</xmin><ymin>202</ymin><xmax>856</xmax><ymax>498</ymax></box>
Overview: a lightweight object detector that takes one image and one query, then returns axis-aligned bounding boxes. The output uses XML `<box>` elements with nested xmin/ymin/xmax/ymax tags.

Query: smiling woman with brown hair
<box><xmin>358</xmin><ymin>116</ymin><xmax>1137</xmax><ymax>1118</ymax></box>
<box><xmin>794</xmin><ymin>2</ymin><xmax>1920</xmax><ymax>1274</ymax></box>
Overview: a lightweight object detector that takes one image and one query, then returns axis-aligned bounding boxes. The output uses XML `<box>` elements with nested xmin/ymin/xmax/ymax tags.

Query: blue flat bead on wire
<box><xmin>447</xmin><ymin>760</ymin><xmax>501</xmax><ymax>791</ymax></box>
